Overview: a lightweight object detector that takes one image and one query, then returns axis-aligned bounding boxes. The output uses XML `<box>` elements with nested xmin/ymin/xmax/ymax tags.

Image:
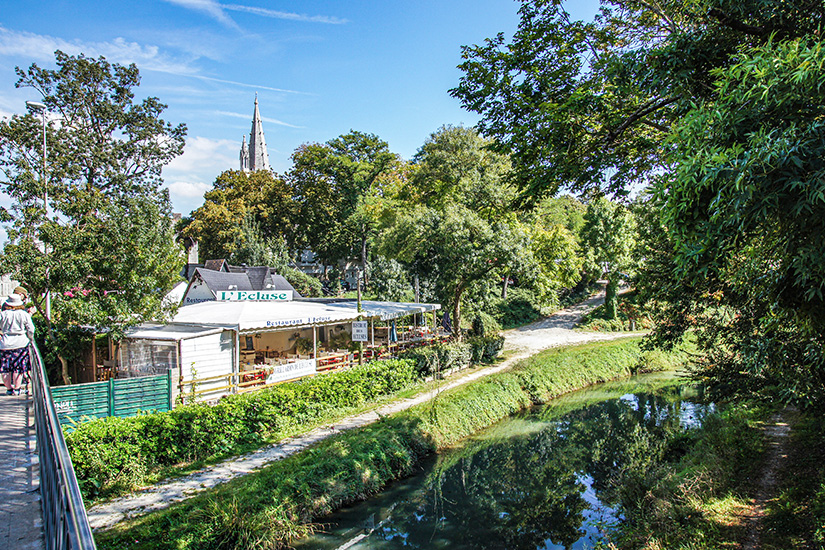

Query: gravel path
<box><xmin>88</xmin><ymin>292</ymin><xmax>641</xmax><ymax>531</ymax></box>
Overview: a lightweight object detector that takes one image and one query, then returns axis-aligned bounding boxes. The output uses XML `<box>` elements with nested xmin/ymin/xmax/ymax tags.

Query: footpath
<box><xmin>0</xmin><ymin>390</ymin><xmax>44</xmax><ymax>550</ymax></box>
<box><xmin>88</xmin><ymin>293</ymin><xmax>641</xmax><ymax>530</ymax></box>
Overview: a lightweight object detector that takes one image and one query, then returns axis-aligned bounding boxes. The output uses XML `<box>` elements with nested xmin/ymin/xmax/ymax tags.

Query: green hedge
<box><xmin>97</xmin><ymin>337</ymin><xmax>689</xmax><ymax>550</ymax></box>
<box><xmin>68</xmin><ymin>358</ymin><xmax>418</xmax><ymax>501</ymax></box>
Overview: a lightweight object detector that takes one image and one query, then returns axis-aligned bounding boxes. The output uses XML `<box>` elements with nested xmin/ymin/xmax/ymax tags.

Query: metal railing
<box><xmin>29</xmin><ymin>343</ymin><xmax>97</xmax><ymax>550</ymax></box>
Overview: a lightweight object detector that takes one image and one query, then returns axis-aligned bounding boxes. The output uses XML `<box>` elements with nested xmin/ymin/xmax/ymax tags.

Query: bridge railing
<box><xmin>29</xmin><ymin>343</ymin><xmax>97</xmax><ymax>550</ymax></box>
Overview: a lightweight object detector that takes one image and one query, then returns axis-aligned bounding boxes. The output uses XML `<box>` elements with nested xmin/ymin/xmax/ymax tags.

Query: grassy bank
<box><xmin>97</xmin><ymin>337</ymin><xmax>692</xmax><ymax>550</ymax></box>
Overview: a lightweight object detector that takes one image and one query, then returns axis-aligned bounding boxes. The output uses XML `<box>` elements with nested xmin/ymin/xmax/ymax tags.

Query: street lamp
<box><xmin>25</xmin><ymin>100</ymin><xmax>50</xmax><ymax>321</ymax></box>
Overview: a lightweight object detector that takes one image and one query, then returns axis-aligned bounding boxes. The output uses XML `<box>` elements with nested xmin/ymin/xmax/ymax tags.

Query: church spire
<box><xmin>240</xmin><ymin>93</ymin><xmax>270</xmax><ymax>173</ymax></box>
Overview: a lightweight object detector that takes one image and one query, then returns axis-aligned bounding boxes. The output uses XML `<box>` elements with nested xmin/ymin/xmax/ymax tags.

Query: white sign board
<box><xmin>265</xmin><ymin>358</ymin><xmax>316</xmax><ymax>384</ymax></box>
<box><xmin>217</xmin><ymin>290</ymin><xmax>293</xmax><ymax>302</ymax></box>
<box><xmin>351</xmin><ymin>321</ymin><xmax>369</xmax><ymax>342</ymax></box>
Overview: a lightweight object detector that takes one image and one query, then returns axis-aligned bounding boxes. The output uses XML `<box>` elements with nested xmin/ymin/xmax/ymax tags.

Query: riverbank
<box><xmin>95</xmin><ymin>337</ymin><xmax>693</xmax><ymax>549</ymax></box>
<box><xmin>606</xmin><ymin>403</ymin><xmax>825</xmax><ymax>549</ymax></box>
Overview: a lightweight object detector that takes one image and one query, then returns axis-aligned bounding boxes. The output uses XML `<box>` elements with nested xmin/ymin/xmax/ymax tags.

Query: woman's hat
<box><xmin>4</xmin><ymin>293</ymin><xmax>24</xmax><ymax>308</ymax></box>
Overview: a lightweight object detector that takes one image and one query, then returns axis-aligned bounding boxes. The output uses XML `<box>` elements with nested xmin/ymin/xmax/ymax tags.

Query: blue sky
<box><xmin>0</xmin><ymin>0</ymin><xmax>600</xmax><ymax>216</ymax></box>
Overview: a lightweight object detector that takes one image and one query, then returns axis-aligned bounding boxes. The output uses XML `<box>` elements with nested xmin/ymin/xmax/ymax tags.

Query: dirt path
<box><xmin>742</xmin><ymin>409</ymin><xmax>794</xmax><ymax>550</ymax></box>
<box><xmin>88</xmin><ymin>293</ymin><xmax>641</xmax><ymax>531</ymax></box>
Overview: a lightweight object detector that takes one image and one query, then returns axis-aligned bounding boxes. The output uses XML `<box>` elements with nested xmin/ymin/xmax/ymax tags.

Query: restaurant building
<box><xmin>120</xmin><ymin>266</ymin><xmax>441</xmax><ymax>403</ymax></box>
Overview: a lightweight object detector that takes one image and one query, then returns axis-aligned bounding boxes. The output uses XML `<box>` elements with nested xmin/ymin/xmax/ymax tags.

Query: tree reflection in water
<box><xmin>296</xmin><ymin>376</ymin><xmax>713</xmax><ymax>550</ymax></box>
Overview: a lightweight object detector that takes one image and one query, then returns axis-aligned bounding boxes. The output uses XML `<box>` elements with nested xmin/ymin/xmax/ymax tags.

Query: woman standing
<box><xmin>0</xmin><ymin>294</ymin><xmax>35</xmax><ymax>395</ymax></box>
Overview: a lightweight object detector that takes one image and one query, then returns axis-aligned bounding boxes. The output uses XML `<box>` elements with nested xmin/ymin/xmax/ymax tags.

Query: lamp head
<box><xmin>26</xmin><ymin>101</ymin><xmax>46</xmax><ymax>111</ymax></box>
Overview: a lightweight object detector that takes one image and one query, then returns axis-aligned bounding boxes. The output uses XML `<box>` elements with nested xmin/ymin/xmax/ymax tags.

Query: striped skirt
<box><xmin>0</xmin><ymin>347</ymin><xmax>30</xmax><ymax>374</ymax></box>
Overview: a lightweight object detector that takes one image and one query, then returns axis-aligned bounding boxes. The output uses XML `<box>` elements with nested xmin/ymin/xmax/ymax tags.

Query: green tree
<box><xmin>0</xmin><ymin>51</ymin><xmax>186</xmax><ymax>383</ymax></box>
<box><xmin>182</xmin><ymin>169</ymin><xmax>296</xmax><ymax>261</ymax></box>
<box><xmin>654</xmin><ymin>37</ymin><xmax>825</xmax><ymax>408</ymax></box>
<box><xmin>288</xmin><ymin>131</ymin><xmax>397</xmax><ymax>276</ymax></box>
<box><xmin>580</xmin><ymin>197</ymin><xmax>635</xmax><ymax>319</ymax></box>
<box><xmin>451</xmin><ymin>0</ymin><xmax>823</xmax><ymax>200</ymax></box>
<box><xmin>380</xmin><ymin>203</ymin><xmax>523</xmax><ymax>336</ymax></box>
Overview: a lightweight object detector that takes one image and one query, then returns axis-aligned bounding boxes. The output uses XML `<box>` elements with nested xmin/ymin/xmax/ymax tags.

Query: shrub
<box><xmin>400</xmin><ymin>341</ymin><xmax>474</xmax><ymax>376</ymax></box>
<box><xmin>488</xmin><ymin>287</ymin><xmax>545</xmax><ymax>328</ymax></box>
<box><xmin>67</xmin><ymin>358</ymin><xmax>417</xmax><ymax>501</ymax></box>
<box><xmin>469</xmin><ymin>335</ymin><xmax>505</xmax><ymax>364</ymax></box>
<box><xmin>470</xmin><ymin>312</ymin><xmax>501</xmax><ymax>337</ymax></box>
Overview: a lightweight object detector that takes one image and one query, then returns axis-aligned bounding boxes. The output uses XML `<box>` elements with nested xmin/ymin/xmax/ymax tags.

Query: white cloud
<box><xmin>192</xmin><ymin>74</ymin><xmax>309</xmax><ymax>95</ymax></box>
<box><xmin>224</xmin><ymin>4</ymin><xmax>348</xmax><ymax>25</ymax></box>
<box><xmin>161</xmin><ymin>0</ymin><xmax>347</xmax><ymax>26</ymax></box>
<box><xmin>0</xmin><ymin>25</ymin><xmax>198</xmax><ymax>76</ymax></box>
<box><xmin>167</xmin><ymin>180</ymin><xmax>213</xmax><ymax>198</ymax></box>
<box><xmin>215</xmin><ymin>110</ymin><xmax>303</xmax><ymax>129</ymax></box>
<box><xmin>161</xmin><ymin>0</ymin><xmax>239</xmax><ymax>28</ymax></box>
<box><xmin>165</xmin><ymin>135</ymin><xmax>236</xmax><ymax>175</ymax></box>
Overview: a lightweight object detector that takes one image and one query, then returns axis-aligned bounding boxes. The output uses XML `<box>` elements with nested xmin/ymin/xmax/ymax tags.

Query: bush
<box><xmin>470</xmin><ymin>312</ymin><xmax>501</xmax><ymax>337</ymax></box>
<box><xmin>282</xmin><ymin>267</ymin><xmax>324</xmax><ymax>297</ymax></box>
<box><xmin>400</xmin><ymin>341</ymin><xmax>473</xmax><ymax>376</ymax></box>
<box><xmin>67</xmin><ymin>358</ymin><xmax>417</xmax><ymax>501</ymax></box>
<box><xmin>468</xmin><ymin>334</ymin><xmax>505</xmax><ymax>364</ymax></box>
<box><xmin>488</xmin><ymin>287</ymin><xmax>545</xmax><ymax>329</ymax></box>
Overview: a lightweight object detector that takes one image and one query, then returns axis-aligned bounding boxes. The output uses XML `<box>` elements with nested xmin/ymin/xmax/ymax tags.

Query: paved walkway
<box><xmin>0</xmin><ymin>390</ymin><xmax>44</xmax><ymax>550</ymax></box>
<box><xmin>88</xmin><ymin>293</ymin><xmax>643</xmax><ymax>531</ymax></box>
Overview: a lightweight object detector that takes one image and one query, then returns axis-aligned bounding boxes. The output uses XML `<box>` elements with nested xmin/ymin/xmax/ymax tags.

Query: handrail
<box><xmin>29</xmin><ymin>342</ymin><xmax>97</xmax><ymax>550</ymax></box>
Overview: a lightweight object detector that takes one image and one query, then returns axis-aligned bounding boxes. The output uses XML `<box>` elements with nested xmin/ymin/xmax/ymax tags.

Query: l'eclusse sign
<box><xmin>216</xmin><ymin>290</ymin><xmax>293</xmax><ymax>301</ymax></box>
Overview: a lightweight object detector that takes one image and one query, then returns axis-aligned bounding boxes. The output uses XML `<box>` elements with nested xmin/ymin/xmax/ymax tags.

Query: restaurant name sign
<box><xmin>216</xmin><ymin>290</ymin><xmax>293</xmax><ymax>302</ymax></box>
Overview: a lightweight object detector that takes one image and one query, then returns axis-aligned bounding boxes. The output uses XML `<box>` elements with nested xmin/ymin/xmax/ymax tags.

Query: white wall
<box><xmin>180</xmin><ymin>330</ymin><xmax>235</xmax><ymax>402</ymax></box>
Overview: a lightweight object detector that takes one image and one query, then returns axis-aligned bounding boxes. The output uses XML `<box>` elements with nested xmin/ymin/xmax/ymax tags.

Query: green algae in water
<box><xmin>294</xmin><ymin>372</ymin><xmax>712</xmax><ymax>549</ymax></box>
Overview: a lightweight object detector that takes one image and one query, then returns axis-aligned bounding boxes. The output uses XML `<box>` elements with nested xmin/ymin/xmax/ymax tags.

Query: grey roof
<box><xmin>194</xmin><ymin>269</ymin><xmax>253</xmax><ymax>291</ymax></box>
<box><xmin>246</xmin><ymin>266</ymin><xmax>269</xmax><ymax>290</ymax></box>
<box><xmin>189</xmin><ymin>267</ymin><xmax>301</xmax><ymax>297</ymax></box>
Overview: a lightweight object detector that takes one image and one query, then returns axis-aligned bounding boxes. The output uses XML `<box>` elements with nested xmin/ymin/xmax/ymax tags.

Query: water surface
<box><xmin>295</xmin><ymin>372</ymin><xmax>712</xmax><ymax>550</ymax></box>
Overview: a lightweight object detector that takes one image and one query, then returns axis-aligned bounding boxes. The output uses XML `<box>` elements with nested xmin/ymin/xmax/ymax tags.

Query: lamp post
<box><xmin>26</xmin><ymin>101</ymin><xmax>50</xmax><ymax>321</ymax></box>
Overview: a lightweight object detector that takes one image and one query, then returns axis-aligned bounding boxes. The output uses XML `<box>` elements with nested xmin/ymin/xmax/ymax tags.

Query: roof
<box><xmin>185</xmin><ymin>267</ymin><xmax>301</xmax><ymax>298</ymax></box>
<box><xmin>165</xmin><ymin>299</ymin><xmax>441</xmax><ymax>333</ymax></box>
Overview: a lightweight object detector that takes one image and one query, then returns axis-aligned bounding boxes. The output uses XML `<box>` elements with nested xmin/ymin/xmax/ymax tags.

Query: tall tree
<box><xmin>181</xmin><ymin>169</ymin><xmax>296</xmax><ymax>261</ymax></box>
<box><xmin>0</xmin><ymin>51</ymin><xmax>186</xmax><ymax>383</ymax></box>
<box><xmin>580</xmin><ymin>197</ymin><xmax>636</xmax><ymax>319</ymax></box>
<box><xmin>451</xmin><ymin>0</ymin><xmax>823</xmax><ymax>201</ymax></box>
<box><xmin>288</xmin><ymin>131</ymin><xmax>397</xmax><ymax>276</ymax></box>
<box><xmin>377</xmin><ymin>126</ymin><xmax>530</xmax><ymax>334</ymax></box>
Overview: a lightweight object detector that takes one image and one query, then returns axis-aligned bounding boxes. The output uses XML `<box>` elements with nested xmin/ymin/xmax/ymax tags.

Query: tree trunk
<box><xmin>501</xmin><ymin>273</ymin><xmax>510</xmax><ymax>299</ymax></box>
<box><xmin>605</xmin><ymin>277</ymin><xmax>619</xmax><ymax>320</ymax></box>
<box><xmin>452</xmin><ymin>286</ymin><xmax>463</xmax><ymax>341</ymax></box>
<box><xmin>360</xmin><ymin>230</ymin><xmax>368</xmax><ymax>290</ymax></box>
<box><xmin>58</xmin><ymin>354</ymin><xmax>70</xmax><ymax>385</ymax></box>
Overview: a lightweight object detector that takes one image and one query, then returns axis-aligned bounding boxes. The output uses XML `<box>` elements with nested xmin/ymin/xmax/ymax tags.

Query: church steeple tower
<box><xmin>240</xmin><ymin>94</ymin><xmax>270</xmax><ymax>173</ymax></box>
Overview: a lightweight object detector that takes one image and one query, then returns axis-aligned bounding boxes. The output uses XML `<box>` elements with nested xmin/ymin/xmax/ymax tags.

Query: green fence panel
<box><xmin>51</xmin><ymin>373</ymin><xmax>171</xmax><ymax>429</ymax></box>
<box><xmin>51</xmin><ymin>381</ymin><xmax>110</xmax><ymax>427</ymax></box>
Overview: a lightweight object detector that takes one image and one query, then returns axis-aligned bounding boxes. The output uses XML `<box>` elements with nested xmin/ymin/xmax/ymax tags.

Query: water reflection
<box><xmin>295</xmin><ymin>372</ymin><xmax>713</xmax><ymax>550</ymax></box>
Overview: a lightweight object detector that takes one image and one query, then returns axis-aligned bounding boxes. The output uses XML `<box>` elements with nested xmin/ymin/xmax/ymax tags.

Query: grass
<box><xmin>96</xmin><ymin>336</ymin><xmax>692</xmax><ymax>549</ymax></box>
<box><xmin>761</xmin><ymin>411</ymin><xmax>825</xmax><ymax>549</ymax></box>
<box><xmin>603</xmin><ymin>401</ymin><xmax>772</xmax><ymax>549</ymax></box>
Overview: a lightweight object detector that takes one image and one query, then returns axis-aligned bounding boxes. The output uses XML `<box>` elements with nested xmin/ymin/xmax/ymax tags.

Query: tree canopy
<box><xmin>0</xmin><ymin>51</ymin><xmax>186</xmax><ymax>382</ymax></box>
<box><xmin>451</xmin><ymin>0</ymin><xmax>824</xmax><ymax>201</ymax></box>
<box><xmin>452</xmin><ymin>0</ymin><xmax>825</xmax><ymax>407</ymax></box>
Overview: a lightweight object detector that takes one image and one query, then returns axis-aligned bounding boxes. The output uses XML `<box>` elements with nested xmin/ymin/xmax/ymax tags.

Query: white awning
<box><xmin>166</xmin><ymin>299</ymin><xmax>441</xmax><ymax>333</ymax></box>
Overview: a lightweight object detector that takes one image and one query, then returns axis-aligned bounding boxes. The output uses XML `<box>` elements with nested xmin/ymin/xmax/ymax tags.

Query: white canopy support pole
<box><xmin>312</xmin><ymin>326</ymin><xmax>318</xmax><ymax>363</ymax></box>
<box><xmin>233</xmin><ymin>330</ymin><xmax>240</xmax><ymax>395</ymax></box>
<box><xmin>370</xmin><ymin>319</ymin><xmax>375</xmax><ymax>347</ymax></box>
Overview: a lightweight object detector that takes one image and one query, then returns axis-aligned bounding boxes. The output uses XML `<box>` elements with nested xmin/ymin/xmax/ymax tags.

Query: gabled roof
<box><xmin>180</xmin><ymin>266</ymin><xmax>302</xmax><ymax>307</ymax></box>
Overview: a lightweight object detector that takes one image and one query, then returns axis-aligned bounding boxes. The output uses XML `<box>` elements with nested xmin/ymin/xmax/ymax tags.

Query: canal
<box><xmin>294</xmin><ymin>371</ymin><xmax>713</xmax><ymax>549</ymax></box>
